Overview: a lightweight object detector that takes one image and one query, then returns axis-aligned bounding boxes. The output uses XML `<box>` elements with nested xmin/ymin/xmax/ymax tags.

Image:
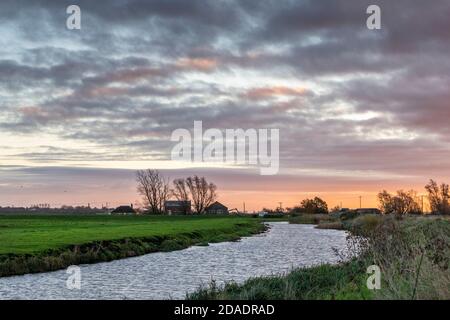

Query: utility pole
<box><xmin>278</xmin><ymin>202</ymin><xmax>283</xmax><ymax>212</ymax></box>
<box><xmin>421</xmin><ymin>195</ymin><xmax>424</xmax><ymax>213</ymax></box>
<box><xmin>243</xmin><ymin>202</ymin><xmax>246</xmax><ymax>213</ymax></box>
<box><xmin>359</xmin><ymin>196</ymin><xmax>362</xmax><ymax>209</ymax></box>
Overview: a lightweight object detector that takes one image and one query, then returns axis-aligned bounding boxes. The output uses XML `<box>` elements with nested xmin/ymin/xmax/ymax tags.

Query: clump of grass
<box><xmin>362</xmin><ymin>217</ymin><xmax>450</xmax><ymax>299</ymax></box>
<box><xmin>347</xmin><ymin>214</ymin><xmax>384</xmax><ymax>236</ymax></box>
<box><xmin>187</xmin><ymin>259</ymin><xmax>373</xmax><ymax>300</ymax></box>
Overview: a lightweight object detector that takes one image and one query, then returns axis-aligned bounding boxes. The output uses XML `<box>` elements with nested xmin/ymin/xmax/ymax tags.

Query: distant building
<box><xmin>205</xmin><ymin>201</ymin><xmax>229</xmax><ymax>215</ymax></box>
<box><xmin>111</xmin><ymin>204</ymin><xmax>136</xmax><ymax>215</ymax></box>
<box><xmin>164</xmin><ymin>200</ymin><xmax>191</xmax><ymax>215</ymax></box>
<box><xmin>356</xmin><ymin>208</ymin><xmax>382</xmax><ymax>215</ymax></box>
<box><xmin>258</xmin><ymin>211</ymin><xmax>269</xmax><ymax>217</ymax></box>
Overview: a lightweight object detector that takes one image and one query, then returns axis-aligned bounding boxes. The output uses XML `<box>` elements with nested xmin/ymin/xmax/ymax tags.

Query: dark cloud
<box><xmin>1</xmin><ymin>0</ymin><xmax>450</xmax><ymax>207</ymax></box>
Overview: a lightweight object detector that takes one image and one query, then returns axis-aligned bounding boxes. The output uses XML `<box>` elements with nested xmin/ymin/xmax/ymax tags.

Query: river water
<box><xmin>0</xmin><ymin>222</ymin><xmax>348</xmax><ymax>300</ymax></box>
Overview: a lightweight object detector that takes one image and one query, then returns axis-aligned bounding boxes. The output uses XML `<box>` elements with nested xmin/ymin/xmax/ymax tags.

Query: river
<box><xmin>0</xmin><ymin>222</ymin><xmax>348</xmax><ymax>300</ymax></box>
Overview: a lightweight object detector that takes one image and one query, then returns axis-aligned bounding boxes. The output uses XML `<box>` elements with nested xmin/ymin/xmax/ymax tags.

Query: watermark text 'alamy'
<box><xmin>171</xmin><ymin>121</ymin><xmax>279</xmax><ymax>175</ymax></box>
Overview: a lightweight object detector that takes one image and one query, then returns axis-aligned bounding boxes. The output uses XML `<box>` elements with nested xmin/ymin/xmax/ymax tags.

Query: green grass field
<box><xmin>0</xmin><ymin>215</ymin><xmax>261</xmax><ymax>255</ymax></box>
<box><xmin>0</xmin><ymin>215</ymin><xmax>265</xmax><ymax>276</ymax></box>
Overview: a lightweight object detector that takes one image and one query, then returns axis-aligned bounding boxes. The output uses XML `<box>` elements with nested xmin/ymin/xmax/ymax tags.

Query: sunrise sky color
<box><xmin>1</xmin><ymin>1</ymin><xmax>450</xmax><ymax>211</ymax></box>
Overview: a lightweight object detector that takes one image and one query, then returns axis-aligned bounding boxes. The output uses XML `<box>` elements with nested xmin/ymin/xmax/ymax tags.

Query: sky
<box><xmin>1</xmin><ymin>0</ymin><xmax>450</xmax><ymax>211</ymax></box>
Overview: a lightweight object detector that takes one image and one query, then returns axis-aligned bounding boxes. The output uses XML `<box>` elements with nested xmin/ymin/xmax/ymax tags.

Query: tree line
<box><xmin>265</xmin><ymin>179</ymin><xmax>450</xmax><ymax>215</ymax></box>
<box><xmin>378</xmin><ymin>179</ymin><xmax>449</xmax><ymax>215</ymax></box>
<box><xmin>136</xmin><ymin>169</ymin><xmax>217</xmax><ymax>214</ymax></box>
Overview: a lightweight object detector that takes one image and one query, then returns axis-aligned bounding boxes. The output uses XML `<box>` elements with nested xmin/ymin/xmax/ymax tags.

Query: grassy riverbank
<box><xmin>189</xmin><ymin>215</ymin><xmax>449</xmax><ymax>300</ymax></box>
<box><xmin>0</xmin><ymin>215</ymin><xmax>266</xmax><ymax>277</ymax></box>
<box><xmin>188</xmin><ymin>259</ymin><xmax>373</xmax><ymax>300</ymax></box>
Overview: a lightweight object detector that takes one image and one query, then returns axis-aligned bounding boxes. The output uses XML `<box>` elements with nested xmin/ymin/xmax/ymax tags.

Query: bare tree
<box><xmin>396</xmin><ymin>190</ymin><xmax>422</xmax><ymax>215</ymax></box>
<box><xmin>425</xmin><ymin>179</ymin><xmax>449</xmax><ymax>214</ymax></box>
<box><xmin>136</xmin><ymin>169</ymin><xmax>169</xmax><ymax>214</ymax></box>
<box><xmin>378</xmin><ymin>189</ymin><xmax>422</xmax><ymax>215</ymax></box>
<box><xmin>185</xmin><ymin>176</ymin><xmax>217</xmax><ymax>214</ymax></box>
<box><xmin>378</xmin><ymin>190</ymin><xmax>394</xmax><ymax>214</ymax></box>
<box><xmin>172</xmin><ymin>178</ymin><xmax>189</xmax><ymax>201</ymax></box>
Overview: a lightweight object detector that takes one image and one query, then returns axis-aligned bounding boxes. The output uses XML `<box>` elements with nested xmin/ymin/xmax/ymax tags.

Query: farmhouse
<box><xmin>164</xmin><ymin>200</ymin><xmax>191</xmax><ymax>215</ymax></box>
<box><xmin>205</xmin><ymin>201</ymin><xmax>229</xmax><ymax>215</ymax></box>
<box><xmin>111</xmin><ymin>204</ymin><xmax>136</xmax><ymax>215</ymax></box>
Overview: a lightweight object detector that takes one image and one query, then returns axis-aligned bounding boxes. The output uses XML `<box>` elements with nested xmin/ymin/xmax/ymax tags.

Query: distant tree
<box><xmin>172</xmin><ymin>178</ymin><xmax>190</xmax><ymax>202</ymax></box>
<box><xmin>330</xmin><ymin>205</ymin><xmax>342</xmax><ymax>213</ymax></box>
<box><xmin>174</xmin><ymin>176</ymin><xmax>217</xmax><ymax>214</ymax></box>
<box><xmin>293</xmin><ymin>197</ymin><xmax>328</xmax><ymax>214</ymax></box>
<box><xmin>425</xmin><ymin>179</ymin><xmax>449</xmax><ymax>214</ymax></box>
<box><xmin>136</xmin><ymin>169</ymin><xmax>170</xmax><ymax>214</ymax></box>
<box><xmin>378</xmin><ymin>190</ymin><xmax>394</xmax><ymax>214</ymax></box>
<box><xmin>396</xmin><ymin>190</ymin><xmax>422</xmax><ymax>215</ymax></box>
<box><xmin>377</xmin><ymin>189</ymin><xmax>422</xmax><ymax>215</ymax></box>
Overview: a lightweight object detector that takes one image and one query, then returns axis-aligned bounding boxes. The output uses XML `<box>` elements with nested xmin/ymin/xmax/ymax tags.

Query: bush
<box><xmin>355</xmin><ymin>217</ymin><xmax>449</xmax><ymax>299</ymax></box>
<box><xmin>340</xmin><ymin>210</ymin><xmax>358</xmax><ymax>221</ymax></box>
<box><xmin>348</xmin><ymin>214</ymin><xmax>384</xmax><ymax>236</ymax></box>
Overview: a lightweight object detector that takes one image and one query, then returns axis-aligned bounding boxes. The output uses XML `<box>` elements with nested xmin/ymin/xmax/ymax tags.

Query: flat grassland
<box><xmin>0</xmin><ymin>215</ymin><xmax>262</xmax><ymax>254</ymax></box>
<box><xmin>0</xmin><ymin>215</ymin><xmax>265</xmax><ymax>276</ymax></box>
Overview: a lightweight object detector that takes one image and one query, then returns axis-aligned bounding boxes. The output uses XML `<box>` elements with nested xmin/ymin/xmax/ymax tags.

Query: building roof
<box><xmin>111</xmin><ymin>205</ymin><xmax>136</xmax><ymax>213</ymax></box>
<box><xmin>206</xmin><ymin>201</ymin><xmax>228</xmax><ymax>210</ymax></box>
